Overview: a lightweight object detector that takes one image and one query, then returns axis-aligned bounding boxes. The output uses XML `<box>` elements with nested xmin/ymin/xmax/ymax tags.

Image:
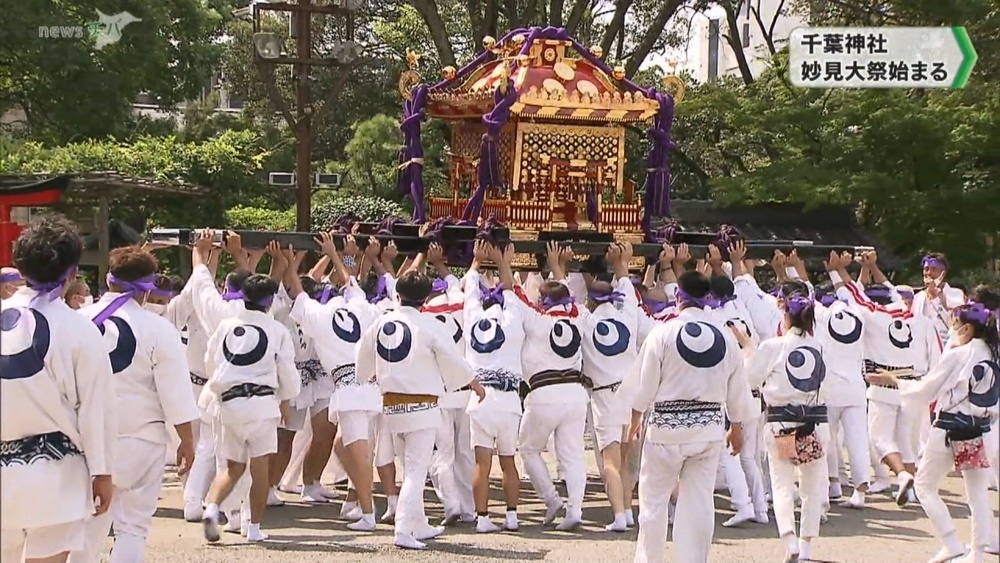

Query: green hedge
<box><xmin>311</xmin><ymin>195</ymin><xmax>406</xmax><ymax>231</ymax></box>
<box><xmin>224</xmin><ymin>205</ymin><xmax>296</xmax><ymax>231</ymax></box>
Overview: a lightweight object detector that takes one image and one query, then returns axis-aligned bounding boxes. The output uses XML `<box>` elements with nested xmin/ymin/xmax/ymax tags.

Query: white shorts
<box><xmin>217</xmin><ymin>418</ymin><xmax>279</xmax><ymax>463</ymax></box>
<box><xmin>374</xmin><ymin>415</ymin><xmax>401</xmax><ymax>467</ymax></box>
<box><xmin>338</xmin><ymin>411</ymin><xmax>377</xmax><ymax>446</ymax></box>
<box><xmin>281</xmin><ymin>408</ymin><xmax>308</xmax><ymax>432</ymax></box>
<box><xmin>590</xmin><ymin>387</ymin><xmax>628</xmax><ymax>451</ymax></box>
<box><xmin>310</xmin><ymin>399</ymin><xmax>331</xmax><ymax>418</ymax></box>
<box><xmin>1</xmin><ymin>520</ymin><xmax>85</xmax><ymax>559</ymax></box>
<box><xmin>469</xmin><ymin>409</ymin><xmax>521</xmax><ymax>456</ymax></box>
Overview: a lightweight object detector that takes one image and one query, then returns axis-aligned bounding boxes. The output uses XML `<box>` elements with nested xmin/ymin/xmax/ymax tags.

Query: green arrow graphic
<box><xmin>951</xmin><ymin>26</ymin><xmax>977</xmax><ymax>88</ymax></box>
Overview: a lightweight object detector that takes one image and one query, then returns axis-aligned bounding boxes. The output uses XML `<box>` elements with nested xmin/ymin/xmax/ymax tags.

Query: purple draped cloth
<box><xmin>641</xmin><ymin>90</ymin><xmax>676</xmax><ymax>239</ymax></box>
<box><xmin>462</xmin><ymin>79</ymin><xmax>517</xmax><ymax>223</ymax></box>
<box><xmin>426</xmin><ymin>216</ymin><xmax>475</xmax><ymax>265</ymax></box>
<box><xmin>397</xmin><ymin>84</ymin><xmax>430</xmax><ymax>224</ymax></box>
<box><xmin>713</xmin><ymin>224</ymin><xmax>742</xmax><ymax>261</ymax></box>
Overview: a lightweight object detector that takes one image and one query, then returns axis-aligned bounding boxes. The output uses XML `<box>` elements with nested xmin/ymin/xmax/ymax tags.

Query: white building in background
<box><xmin>663</xmin><ymin>0</ymin><xmax>808</xmax><ymax>83</ymax></box>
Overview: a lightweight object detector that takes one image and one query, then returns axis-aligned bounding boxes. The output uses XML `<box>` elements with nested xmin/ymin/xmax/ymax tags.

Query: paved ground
<box><xmin>125</xmin><ymin>455</ymin><xmax>1000</xmax><ymax>563</ymax></box>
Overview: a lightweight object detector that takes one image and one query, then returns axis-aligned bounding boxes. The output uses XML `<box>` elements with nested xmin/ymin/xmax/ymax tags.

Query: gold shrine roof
<box><xmin>427</xmin><ymin>37</ymin><xmax>659</xmax><ymax>123</ymax></box>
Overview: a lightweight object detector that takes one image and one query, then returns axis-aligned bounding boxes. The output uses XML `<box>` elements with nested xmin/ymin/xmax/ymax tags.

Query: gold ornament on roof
<box><xmin>398</xmin><ymin>49</ymin><xmax>423</xmax><ymax>101</ymax></box>
<box><xmin>662</xmin><ymin>75</ymin><xmax>685</xmax><ymax>103</ymax></box>
<box><xmin>517</xmin><ymin>54</ymin><xmax>530</xmax><ymax>66</ymax></box>
<box><xmin>590</xmin><ymin>45</ymin><xmax>603</xmax><ymax>58</ymax></box>
<box><xmin>483</xmin><ymin>36</ymin><xmax>496</xmax><ymax>50</ymax></box>
<box><xmin>440</xmin><ymin>66</ymin><xmax>457</xmax><ymax>80</ymax></box>
<box><xmin>612</xmin><ymin>65</ymin><xmax>625</xmax><ymax>81</ymax></box>
<box><xmin>511</xmin><ymin>33</ymin><xmax>526</xmax><ymax>47</ymax></box>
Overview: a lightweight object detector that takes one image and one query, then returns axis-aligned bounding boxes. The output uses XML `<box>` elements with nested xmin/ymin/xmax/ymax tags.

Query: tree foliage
<box><xmin>225</xmin><ymin>205</ymin><xmax>296</xmax><ymax>231</ymax></box>
<box><xmin>1</xmin><ymin>0</ymin><xmax>233</xmax><ymax>144</ymax></box>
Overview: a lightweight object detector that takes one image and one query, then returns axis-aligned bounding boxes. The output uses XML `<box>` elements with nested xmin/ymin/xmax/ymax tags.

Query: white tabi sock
<box><xmin>604</xmin><ymin>512</ymin><xmax>627</xmax><ymax>532</ymax></box>
<box><xmin>798</xmin><ymin>539</ymin><xmax>811</xmax><ymax>561</ymax></box>
<box><xmin>504</xmin><ymin>510</ymin><xmax>519</xmax><ymax>530</ymax></box>
<box><xmin>203</xmin><ymin>503</ymin><xmax>220</xmax><ymax>521</ymax></box>
<box><xmin>245</xmin><ymin>522</ymin><xmax>268</xmax><ymax>542</ymax></box>
<box><xmin>624</xmin><ymin>508</ymin><xmax>635</xmax><ymax>527</ymax></box>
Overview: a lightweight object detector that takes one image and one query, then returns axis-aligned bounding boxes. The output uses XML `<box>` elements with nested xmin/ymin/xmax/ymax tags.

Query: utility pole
<box><xmin>252</xmin><ymin>0</ymin><xmax>363</xmax><ymax>232</ymax></box>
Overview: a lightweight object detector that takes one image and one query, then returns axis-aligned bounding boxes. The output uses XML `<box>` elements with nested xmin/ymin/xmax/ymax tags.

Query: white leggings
<box><xmin>914</xmin><ymin>427</ymin><xmax>998</xmax><ymax>551</ymax></box>
<box><xmin>826</xmin><ymin>405</ymin><xmax>871</xmax><ymax>488</ymax></box>
<box><xmin>764</xmin><ymin>424</ymin><xmax>829</xmax><ymax>540</ymax></box>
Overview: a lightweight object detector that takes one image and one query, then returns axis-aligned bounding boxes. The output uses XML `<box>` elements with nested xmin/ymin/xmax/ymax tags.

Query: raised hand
<box><xmin>427</xmin><ymin>242</ymin><xmax>444</xmax><ymax>264</ymax></box>
<box><xmin>314</xmin><ymin>231</ymin><xmax>337</xmax><ymax>256</ymax></box>
<box><xmin>383</xmin><ymin>240</ymin><xmax>399</xmax><ymax>262</ymax></box>
<box><xmin>729</xmin><ymin>240</ymin><xmax>747</xmax><ymax>263</ymax></box>
<box><xmin>223</xmin><ymin>230</ymin><xmax>242</xmax><ymax>256</ymax></box>
<box><xmin>659</xmin><ymin>243</ymin><xmax>676</xmax><ymax>265</ymax></box>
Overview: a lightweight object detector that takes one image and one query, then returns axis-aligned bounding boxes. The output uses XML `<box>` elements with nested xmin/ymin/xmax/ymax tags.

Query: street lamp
<box><xmin>251</xmin><ymin>0</ymin><xmax>362</xmax><ymax>232</ymax></box>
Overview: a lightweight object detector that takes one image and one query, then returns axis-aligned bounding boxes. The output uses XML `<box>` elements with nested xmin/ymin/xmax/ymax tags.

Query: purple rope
<box><xmin>462</xmin><ymin>80</ymin><xmax>517</xmax><ymax>223</ymax></box>
<box><xmin>590</xmin><ymin>290</ymin><xmax>625</xmax><ymax>304</ymax></box>
<box><xmin>0</xmin><ymin>272</ymin><xmax>22</xmax><ymax>283</ymax></box>
<box><xmin>480</xmin><ymin>282</ymin><xmax>505</xmax><ymax>306</ymax></box>
<box><xmin>397</xmin><ymin>84</ymin><xmax>429</xmax><ymax>223</ymax></box>
<box><xmin>332</xmin><ymin>212</ymin><xmax>361</xmax><ymax>234</ymax></box>
<box><xmin>713</xmin><ymin>225</ymin><xmax>741</xmax><ymax>262</ymax></box>
<box><xmin>677</xmin><ymin>289</ymin><xmax>718</xmax><ymax>310</ymax></box>
<box><xmin>641</xmin><ymin>91</ymin><xmax>675</xmax><ymax>239</ymax></box>
<box><xmin>541</xmin><ymin>294</ymin><xmax>575</xmax><ymax>309</ymax></box>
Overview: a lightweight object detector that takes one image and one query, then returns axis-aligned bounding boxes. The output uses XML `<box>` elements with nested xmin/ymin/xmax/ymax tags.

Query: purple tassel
<box><xmin>331</xmin><ymin>212</ymin><xmax>361</xmax><ymax>234</ymax></box>
<box><xmin>713</xmin><ymin>224</ymin><xmax>742</xmax><ymax>261</ymax></box>
<box><xmin>376</xmin><ymin>215</ymin><xmax>407</xmax><ymax>236</ymax></box>
<box><xmin>475</xmin><ymin>215</ymin><xmax>506</xmax><ymax>245</ymax></box>
<box><xmin>640</xmin><ymin>90</ymin><xmax>676</xmax><ymax>240</ymax></box>
<box><xmin>585</xmin><ymin>186</ymin><xmax>598</xmax><ymax>224</ymax></box>
<box><xmin>426</xmin><ymin>216</ymin><xmax>475</xmax><ymax>265</ymax></box>
<box><xmin>397</xmin><ymin>84</ymin><xmax>429</xmax><ymax>223</ymax></box>
<box><xmin>463</xmin><ymin>80</ymin><xmax>517</xmax><ymax>223</ymax></box>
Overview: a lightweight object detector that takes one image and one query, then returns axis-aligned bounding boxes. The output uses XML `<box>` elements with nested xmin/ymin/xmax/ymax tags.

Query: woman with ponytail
<box><xmin>747</xmin><ymin>280</ymin><xmax>829</xmax><ymax>563</ymax></box>
<box><xmin>872</xmin><ymin>285</ymin><xmax>1000</xmax><ymax>562</ymax></box>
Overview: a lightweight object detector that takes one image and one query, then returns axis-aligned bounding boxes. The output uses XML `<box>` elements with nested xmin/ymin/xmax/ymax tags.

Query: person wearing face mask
<box><xmin>65</xmin><ymin>279</ymin><xmax>93</xmax><ymax>310</ymax></box>
<box><xmin>1</xmin><ymin>266</ymin><xmax>25</xmax><ymax>300</ymax></box>
<box><xmin>913</xmin><ymin>253</ymin><xmax>967</xmax><ymax>344</ymax></box>
<box><xmin>870</xmin><ymin>286</ymin><xmax>1000</xmax><ymax>562</ymax></box>
<box><xmin>72</xmin><ymin>246</ymin><xmax>198</xmax><ymax>563</ymax></box>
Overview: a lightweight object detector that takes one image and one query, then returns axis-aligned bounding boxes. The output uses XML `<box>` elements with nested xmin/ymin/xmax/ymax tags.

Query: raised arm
<box><xmin>224</xmin><ymin>231</ymin><xmax>250</xmax><ymax>272</ymax></box>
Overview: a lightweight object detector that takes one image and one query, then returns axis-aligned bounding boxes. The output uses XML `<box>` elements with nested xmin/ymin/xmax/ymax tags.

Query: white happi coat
<box><xmin>733</xmin><ymin>274</ymin><xmax>782</xmax><ymax>341</ymax></box>
<box><xmin>1</xmin><ymin>287</ymin><xmax>116</xmax><ymax>529</ymax></box>
<box><xmin>912</xmin><ymin>284</ymin><xmax>966</xmax><ymax>342</ymax></box>
<box><xmin>904</xmin><ymin>339</ymin><xmax>999</xmax><ymax>426</ymax></box>
<box><xmin>290</xmin><ymin>279</ymin><xmax>380</xmax><ymax>414</ymax></box>
<box><xmin>199</xmin><ymin>309</ymin><xmax>301</xmax><ymax>424</ymax></box>
<box><xmin>273</xmin><ymin>286</ymin><xmax>325</xmax><ymax>410</ymax></box>
<box><xmin>461</xmin><ymin>270</ymin><xmax>525</xmax><ymax>415</ymax></box>
<box><xmin>509</xmin><ymin>283</ymin><xmax>589</xmax><ymax>407</ymax></box>
<box><xmin>422</xmin><ymin>275</ymin><xmax>469</xmax><ymax>409</ymax></box>
<box><xmin>814</xmin><ymin>300</ymin><xmax>867</xmax><ymax>408</ymax></box>
<box><xmin>355</xmin><ymin>305</ymin><xmax>474</xmax><ymax>433</ymax></box>
<box><xmin>833</xmin><ymin>274</ymin><xmax>941</xmax><ymax>405</ymax></box>
<box><xmin>79</xmin><ymin>296</ymin><xmax>199</xmax><ymax>449</ymax></box>
<box><xmin>747</xmin><ymin>329</ymin><xmax>828</xmax><ymax>419</ymax></box>
<box><xmin>628</xmin><ymin>306</ymin><xmax>754</xmax><ymax>444</ymax></box>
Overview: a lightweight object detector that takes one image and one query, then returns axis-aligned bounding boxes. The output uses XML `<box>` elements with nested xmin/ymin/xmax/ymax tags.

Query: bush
<box><xmin>311</xmin><ymin>194</ymin><xmax>406</xmax><ymax>230</ymax></box>
<box><xmin>225</xmin><ymin>205</ymin><xmax>296</xmax><ymax>231</ymax></box>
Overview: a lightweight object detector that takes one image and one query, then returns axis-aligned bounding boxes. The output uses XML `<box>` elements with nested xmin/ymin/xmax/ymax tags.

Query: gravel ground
<box><xmin>127</xmin><ymin>455</ymin><xmax>1000</xmax><ymax>563</ymax></box>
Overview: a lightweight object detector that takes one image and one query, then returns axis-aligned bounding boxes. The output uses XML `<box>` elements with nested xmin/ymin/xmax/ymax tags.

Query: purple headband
<box><xmin>314</xmin><ymin>284</ymin><xmax>337</xmax><ymax>305</ymax></box>
<box><xmin>897</xmin><ymin>289</ymin><xmax>914</xmax><ymax>300</ymax></box>
<box><xmin>148</xmin><ymin>288</ymin><xmax>176</xmax><ymax>299</ymax></box>
<box><xmin>222</xmin><ymin>279</ymin><xmax>243</xmax><ymax>301</ymax></box>
<box><xmin>590</xmin><ymin>290</ymin><xmax>625</xmax><ymax>305</ymax></box>
<box><xmin>645</xmin><ymin>299</ymin><xmax>674</xmax><ymax>314</ymax></box>
<box><xmin>676</xmin><ymin>289</ymin><xmax>717</xmax><ymax>309</ymax></box>
<box><xmin>922</xmin><ymin>256</ymin><xmax>946</xmax><ymax>270</ymax></box>
<box><xmin>782</xmin><ymin>291</ymin><xmax>813</xmax><ymax>316</ymax></box>
<box><xmin>25</xmin><ymin>267</ymin><xmax>74</xmax><ymax>303</ymax></box>
<box><xmin>251</xmin><ymin>295</ymin><xmax>275</xmax><ymax>309</ymax></box>
<box><xmin>541</xmin><ymin>294</ymin><xmax>575</xmax><ymax>310</ymax></box>
<box><xmin>0</xmin><ymin>272</ymin><xmax>22</xmax><ymax>284</ymax></box>
<box><xmin>92</xmin><ymin>274</ymin><xmax>158</xmax><ymax>324</ymax></box>
<box><xmin>864</xmin><ymin>286</ymin><xmax>893</xmax><ymax>299</ymax></box>
<box><xmin>957</xmin><ymin>302</ymin><xmax>996</xmax><ymax>326</ymax></box>
<box><xmin>369</xmin><ymin>275</ymin><xmax>388</xmax><ymax>304</ymax></box>
<box><xmin>479</xmin><ymin>282</ymin><xmax>505</xmax><ymax>307</ymax></box>
<box><xmin>818</xmin><ymin>294</ymin><xmax>837</xmax><ymax>307</ymax></box>
<box><xmin>431</xmin><ymin>278</ymin><xmax>449</xmax><ymax>294</ymax></box>
<box><xmin>714</xmin><ymin>294</ymin><xmax>737</xmax><ymax>306</ymax></box>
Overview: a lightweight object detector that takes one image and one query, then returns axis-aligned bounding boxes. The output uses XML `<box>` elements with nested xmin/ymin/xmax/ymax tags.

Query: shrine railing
<box><xmin>600</xmin><ymin>203</ymin><xmax>643</xmax><ymax>230</ymax></box>
<box><xmin>428</xmin><ymin>197</ymin><xmax>642</xmax><ymax>233</ymax></box>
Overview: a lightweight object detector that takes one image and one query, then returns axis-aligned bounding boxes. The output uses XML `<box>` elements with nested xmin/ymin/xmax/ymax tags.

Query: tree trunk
<box><xmin>565</xmin><ymin>0</ymin><xmax>589</xmax><ymax>35</ymax></box>
<box><xmin>599</xmin><ymin>0</ymin><xmax>632</xmax><ymax>60</ymax></box>
<box><xmin>408</xmin><ymin>0</ymin><xmax>458</xmax><ymax>68</ymax></box>
<box><xmin>549</xmin><ymin>0</ymin><xmax>564</xmax><ymax>25</ymax></box>
<box><xmin>467</xmin><ymin>0</ymin><xmax>485</xmax><ymax>48</ymax></box>
<box><xmin>722</xmin><ymin>0</ymin><xmax>755</xmax><ymax>85</ymax></box>
<box><xmin>750</xmin><ymin>0</ymin><xmax>785</xmax><ymax>55</ymax></box>
<box><xmin>624</xmin><ymin>0</ymin><xmax>683</xmax><ymax>78</ymax></box>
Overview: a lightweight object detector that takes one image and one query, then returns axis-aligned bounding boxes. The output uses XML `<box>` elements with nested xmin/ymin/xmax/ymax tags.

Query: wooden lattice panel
<box><xmin>449</xmin><ymin>122</ymin><xmax>516</xmax><ymax>191</ymax></box>
<box><xmin>512</xmin><ymin>122</ymin><xmax>625</xmax><ymax>197</ymax></box>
